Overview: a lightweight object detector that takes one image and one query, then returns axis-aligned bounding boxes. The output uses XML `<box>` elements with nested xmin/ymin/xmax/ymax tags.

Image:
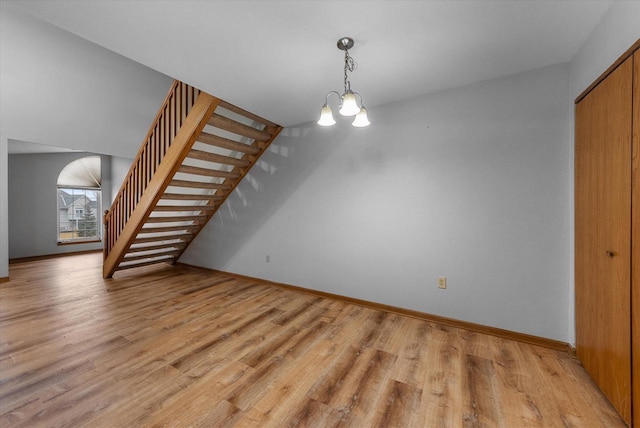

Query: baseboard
<box><xmin>0</xmin><ymin>277</ymin><xmax>9</xmax><ymax>284</ymax></box>
<box><xmin>177</xmin><ymin>263</ymin><xmax>575</xmax><ymax>355</ymax></box>
<box><xmin>9</xmin><ymin>249</ymin><xmax>103</xmax><ymax>264</ymax></box>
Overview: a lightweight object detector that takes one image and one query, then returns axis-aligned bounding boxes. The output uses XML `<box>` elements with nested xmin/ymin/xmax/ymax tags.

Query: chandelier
<box><xmin>317</xmin><ymin>37</ymin><xmax>370</xmax><ymax>127</ymax></box>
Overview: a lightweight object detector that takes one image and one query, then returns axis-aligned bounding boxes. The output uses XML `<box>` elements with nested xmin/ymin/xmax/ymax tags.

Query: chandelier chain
<box><xmin>343</xmin><ymin>49</ymin><xmax>357</xmax><ymax>93</ymax></box>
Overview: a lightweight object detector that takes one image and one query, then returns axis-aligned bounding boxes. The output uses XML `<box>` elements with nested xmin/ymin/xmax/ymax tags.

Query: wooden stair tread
<box><xmin>123</xmin><ymin>250</ymin><xmax>181</xmax><ymax>263</ymax></box>
<box><xmin>133</xmin><ymin>234</ymin><xmax>193</xmax><ymax>244</ymax></box>
<box><xmin>187</xmin><ymin>149</ymin><xmax>250</xmax><ymax>168</ymax></box>
<box><xmin>154</xmin><ymin>205</ymin><xmax>216</xmax><ymax>212</ymax></box>
<box><xmin>161</xmin><ymin>193</ymin><xmax>223</xmax><ymax>201</ymax></box>
<box><xmin>178</xmin><ymin>165</ymin><xmax>241</xmax><ymax>179</ymax></box>
<box><xmin>115</xmin><ymin>257</ymin><xmax>174</xmax><ymax>271</ymax></box>
<box><xmin>145</xmin><ymin>215</ymin><xmax>206</xmax><ymax>223</ymax></box>
<box><xmin>218</xmin><ymin>100</ymin><xmax>278</xmax><ymax>128</ymax></box>
<box><xmin>139</xmin><ymin>225</ymin><xmax>199</xmax><ymax>234</ymax></box>
<box><xmin>126</xmin><ymin>242</ymin><xmax>187</xmax><ymax>253</ymax></box>
<box><xmin>170</xmin><ymin>179</ymin><xmax>230</xmax><ymax>190</ymax></box>
<box><xmin>197</xmin><ymin>132</ymin><xmax>260</xmax><ymax>155</ymax></box>
<box><xmin>208</xmin><ymin>114</ymin><xmax>271</xmax><ymax>141</ymax></box>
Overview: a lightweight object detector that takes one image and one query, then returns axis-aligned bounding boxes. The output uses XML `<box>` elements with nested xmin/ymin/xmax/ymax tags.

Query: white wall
<box><xmin>181</xmin><ymin>63</ymin><xmax>573</xmax><ymax>342</ymax></box>
<box><xmin>0</xmin><ymin>137</ymin><xmax>8</xmax><ymax>278</ymax></box>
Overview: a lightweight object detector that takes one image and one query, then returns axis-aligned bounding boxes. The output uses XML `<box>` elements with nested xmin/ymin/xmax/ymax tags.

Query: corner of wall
<box><xmin>0</xmin><ymin>137</ymin><xmax>9</xmax><ymax>278</ymax></box>
<box><xmin>569</xmin><ymin>1</ymin><xmax>640</xmax><ymax>99</ymax></box>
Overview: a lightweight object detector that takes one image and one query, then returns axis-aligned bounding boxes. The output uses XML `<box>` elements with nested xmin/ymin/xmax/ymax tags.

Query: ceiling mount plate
<box><xmin>337</xmin><ymin>37</ymin><xmax>354</xmax><ymax>51</ymax></box>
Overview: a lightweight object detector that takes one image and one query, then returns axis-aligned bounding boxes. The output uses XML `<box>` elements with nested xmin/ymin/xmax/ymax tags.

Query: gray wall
<box><xmin>0</xmin><ymin>137</ymin><xmax>7</xmax><ymax>278</ymax></box>
<box><xmin>109</xmin><ymin>156</ymin><xmax>134</xmax><ymax>205</ymax></box>
<box><xmin>8</xmin><ymin>152</ymin><xmax>111</xmax><ymax>259</ymax></box>
<box><xmin>181</xmin><ymin>62</ymin><xmax>573</xmax><ymax>342</ymax></box>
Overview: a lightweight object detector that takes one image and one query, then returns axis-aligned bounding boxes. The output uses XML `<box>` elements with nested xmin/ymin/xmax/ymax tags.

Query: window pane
<box><xmin>58</xmin><ymin>187</ymin><xmax>101</xmax><ymax>242</ymax></box>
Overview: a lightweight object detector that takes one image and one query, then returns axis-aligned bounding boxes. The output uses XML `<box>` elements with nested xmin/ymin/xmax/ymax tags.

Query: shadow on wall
<box><xmin>185</xmin><ymin>121</ymin><xmax>351</xmax><ymax>267</ymax></box>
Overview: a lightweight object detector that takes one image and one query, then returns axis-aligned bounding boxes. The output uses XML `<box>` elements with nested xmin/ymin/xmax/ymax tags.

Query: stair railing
<box><xmin>104</xmin><ymin>81</ymin><xmax>200</xmax><ymax>259</ymax></box>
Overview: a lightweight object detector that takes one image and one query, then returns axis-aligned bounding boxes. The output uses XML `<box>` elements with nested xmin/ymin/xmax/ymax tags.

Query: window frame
<box><xmin>56</xmin><ymin>155</ymin><xmax>103</xmax><ymax>245</ymax></box>
<box><xmin>57</xmin><ymin>186</ymin><xmax>102</xmax><ymax>245</ymax></box>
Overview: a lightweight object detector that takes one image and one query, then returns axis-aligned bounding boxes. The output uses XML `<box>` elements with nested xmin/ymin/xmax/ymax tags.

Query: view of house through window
<box><xmin>58</xmin><ymin>188</ymin><xmax>101</xmax><ymax>241</ymax></box>
<box><xmin>57</xmin><ymin>156</ymin><xmax>102</xmax><ymax>243</ymax></box>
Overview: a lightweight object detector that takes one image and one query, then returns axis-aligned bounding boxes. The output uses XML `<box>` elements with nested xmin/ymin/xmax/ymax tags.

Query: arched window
<box><xmin>57</xmin><ymin>156</ymin><xmax>102</xmax><ymax>243</ymax></box>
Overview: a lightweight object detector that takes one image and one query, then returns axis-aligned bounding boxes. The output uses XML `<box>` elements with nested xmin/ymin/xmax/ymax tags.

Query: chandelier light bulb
<box><xmin>339</xmin><ymin>91</ymin><xmax>360</xmax><ymax>116</ymax></box>
<box><xmin>352</xmin><ymin>107</ymin><xmax>370</xmax><ymax>127</ymax></box>
<box><xmin>317</xmin><ymin>105</ymin><xmax>336</xmax><ymax>126</ymax></box>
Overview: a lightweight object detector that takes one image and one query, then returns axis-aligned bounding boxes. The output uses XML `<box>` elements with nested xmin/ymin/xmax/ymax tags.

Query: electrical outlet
<box><xmin>265</xmin><ymin>255</ymin><xmax>270</xmax><ymax>263</ymax></box>
<box><xmin>438</xmin><ymin>276</ymin><xmax>447</xmax><ymax>289</ymax></box>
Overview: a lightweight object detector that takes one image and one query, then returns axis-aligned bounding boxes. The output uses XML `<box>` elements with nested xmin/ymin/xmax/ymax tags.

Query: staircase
<box><xmin>103</xmin><ymin>81</ymin><xmax>282</xmax><ymax>278</ymax></box>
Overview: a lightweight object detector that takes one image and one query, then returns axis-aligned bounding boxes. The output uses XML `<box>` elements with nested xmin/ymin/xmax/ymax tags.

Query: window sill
<box><xmin>57</xmin><ymin>239</ymin><xmax>102</xmax><ymax>247</ymax></box>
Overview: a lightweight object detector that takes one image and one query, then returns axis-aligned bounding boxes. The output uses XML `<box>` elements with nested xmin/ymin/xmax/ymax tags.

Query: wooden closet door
<box><xmin>575</xmin><ymin>56</ymin><xmax>633</xmax><ymax>425</ymax></box>
<box><xmin>632</xmin><ymin>51</ymin><xmax>639</xmax><ymax>428</ymax></box>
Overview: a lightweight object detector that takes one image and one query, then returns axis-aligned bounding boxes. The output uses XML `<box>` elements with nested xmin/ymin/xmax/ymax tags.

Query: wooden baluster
<box><xmin>142</xmin><ymin>146</ymin><xmax>147</xmax><ymax>192</ymax></box>
<box><xmin>143</xmin><ymin>144</ymin><xmax>147</xmax><ymax>190</ymax></box>
<box><xmin>119</xmin><ymin>198</ymin><xmax>123</xmax><ymax>235</ymax></box>
<box><xmin>176</xmin><ymin>84</ymin><xmax>184</xmax><ymax>132</ymax></box>
<box><xmin>139</xmin><ymin>155</ymin><xmax>147</xmax><ymax>203</ymax></box>
<box><xmin>123</xmin><ymin>179</ymin><xmax>128</xmax><ymax>223</ymax></box>
<box><xmin>103</xmin><ymin>210</ymin><xmax>109</xmax><ymax>260</ymax></box>
<box><xmin>150</xmin><ymin>132</ymin><xmax>155</xmax><ymax>182</ymax></box>
<box><xmin>164</xmin><ymin>107</ymin><xmax>168</xmax><ymax>153</ymax></box>
<box><xmin>130</xmin><ymin>165</ymin><xmax>135</xmax><ymax>217</ymax></box>
<box><xmin>151</xmin><ymin>113</ymin><xmax>164</xmax><ymax>171</ymax></box>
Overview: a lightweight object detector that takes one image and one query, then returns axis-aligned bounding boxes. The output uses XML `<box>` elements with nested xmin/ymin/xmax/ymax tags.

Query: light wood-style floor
<box><xmin>0</xmin><ymin>253</ymin><xmax>625</xmax><ymax>427</ymax></box>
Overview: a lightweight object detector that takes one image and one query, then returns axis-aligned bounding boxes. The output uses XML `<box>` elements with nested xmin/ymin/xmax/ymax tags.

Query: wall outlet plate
<box><xmin>438</xmin><ymin>276</ymin><xmax>447</xmax><ymax>289</ymax></box>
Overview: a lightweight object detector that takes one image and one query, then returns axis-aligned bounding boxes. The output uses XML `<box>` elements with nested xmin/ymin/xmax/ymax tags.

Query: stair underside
<box><xmin>113</xmin><ymin>100</ymin><xmax>281</xmax><ymax>273</ymax></box>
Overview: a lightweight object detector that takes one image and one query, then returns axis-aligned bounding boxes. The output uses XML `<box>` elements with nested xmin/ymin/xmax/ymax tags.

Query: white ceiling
<box><xmin>6</xmin><ymin>0</ymin><xmax>613</xmax><ymax>129</ymax></box>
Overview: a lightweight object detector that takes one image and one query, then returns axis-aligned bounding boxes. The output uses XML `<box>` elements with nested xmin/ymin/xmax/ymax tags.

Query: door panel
<box><xmin>632</xmin><ymin>51</ymin><xmax>639</xmax><ymax>428</ymax></box>
<box><xmin>575</xmin><ymin>56</ymin><xmax>632</xmax><ymax>425</ymax></box>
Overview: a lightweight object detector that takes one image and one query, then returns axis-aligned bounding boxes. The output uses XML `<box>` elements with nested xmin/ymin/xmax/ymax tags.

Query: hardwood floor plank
<box><xmin>461</xmin><ymin>354</ymin><xmax>504</xmax><ymax>426</ymax></box>
<box><xmin>389</xmin><ymin>317</ymin><xmax>432</xmax><ymax>388</ymax></box>
<box><xmin>243</xmin><ymin>332</ymin><xmax>339</xmax><ymax>426</ymax></box>
<box><xmin>0</xmin><ymin>253</ymin><xmax>627</xmax><ymax>427</ymax></box>
<box><xmin>418</xmin><ymin>324</ymin><xmax>466</xmax><ymax>427</ymax></box>
<box><xmin>279</xmin><ymin>398</ymin><xmax>344</xmax><ymax>428</ymax></box>
<box><xmin>307</xmin><ymin>344</ymin><xmax>365</xmax><ymax>405</ymax></box>
<box><xmin>333</xmin><ymin>348</ymin><xmax>398</xmax><ymax>426</ymax></box>
<box><xmin>371</xmin><ymin>380</ymin><xmax>423</xmax><ymax>428</ymax></box>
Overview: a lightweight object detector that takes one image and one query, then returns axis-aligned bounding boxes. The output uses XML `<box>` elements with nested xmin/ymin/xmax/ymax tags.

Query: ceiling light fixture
<box><xmin>318</xmin><ymin>37</ymin><xmax>370</xmax><ymax>128</ymax></box>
